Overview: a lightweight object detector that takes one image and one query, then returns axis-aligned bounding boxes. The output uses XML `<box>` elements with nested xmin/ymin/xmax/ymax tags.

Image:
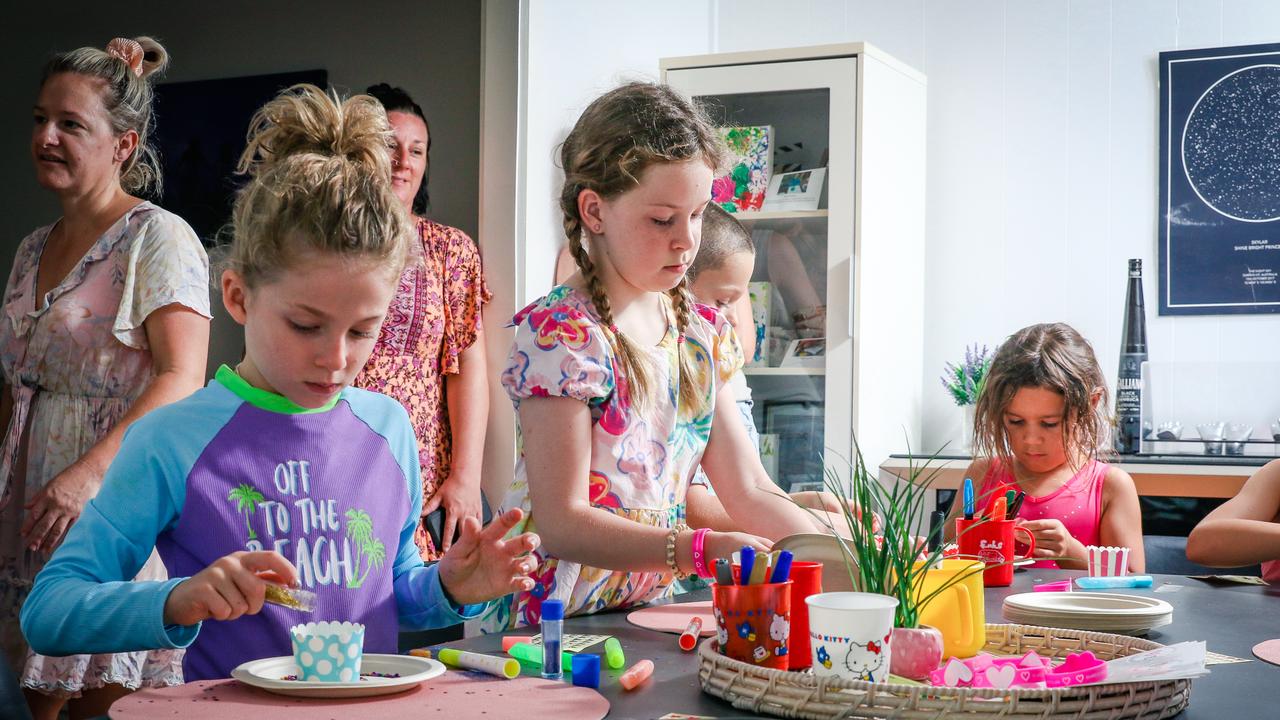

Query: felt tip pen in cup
<box><xmin>1008</xmin><ymin>491</ymin><xmax>1025</xmax><ymax>519</ymax></box>
<box><xmin>604</xmin><ymin>637</ymin><xmax>626</xmax><ymax>669</ymax></box>
<box><xmin>507</xmin><ymin>642</ymin><xmax>574</xmax><ymax>668</ymax></box>
<box><xmin>748</xmin><ymin>557</ymin><xmax>768</xmax><ymax>585</ymax></box>
<box><xmin>962</xmin><ymin>477</ymin><xmax>975</xmax><ymax>520</ymax></box>
<box><xmin>770</xmin><ymin>550</ymin><xmax>793</xmax><ymax>584</ymax></box>
<box><xmin>678</xmin><ymin>617</ymin><xmax>702</xmax><ymax>651</ymax></box>
<box><xmin>619</xmin><ymin>659</ymin><xmax>654</xmax><ymax>690</ymax></box>
<box><xmin>738</xmin><ymin>546</ymin><xmax>756</xmax><ymax>586</ymax></box>
<box><xmin>714</xmin><ymin>558</ymin><xmax>733</xmax><ymax>586</ymax></box>
<box><xmin>990</xmin><ymin>497</ymin><xmax>1007</xmax><ymax>524</ymax></box>
<box><xmin>418</xmin><ymin>648</ymin><xmax>519</xmax><ymax>679</ymax></box>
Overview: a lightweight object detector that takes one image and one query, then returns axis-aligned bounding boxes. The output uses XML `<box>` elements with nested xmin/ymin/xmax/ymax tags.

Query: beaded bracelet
<box><xmin>665</xmin><ymin>523</ymin><xmax>690</xmax><ymax>579</ymax></box>
<box><xmin>690</xmin><ymin>528</ymin><xmax>711</xmax><ymax>578</ymax></box>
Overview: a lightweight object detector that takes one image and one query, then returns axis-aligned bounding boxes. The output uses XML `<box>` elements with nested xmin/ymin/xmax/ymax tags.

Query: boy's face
<box><xmin>689</xmin><ymin>251</ymin><xmax>755</xmax><ymax>314</ymax></box>
<box><xmin>223</xmin><ymin>249</ymin><xmax>398</xmax><ymax>409</ymax></box>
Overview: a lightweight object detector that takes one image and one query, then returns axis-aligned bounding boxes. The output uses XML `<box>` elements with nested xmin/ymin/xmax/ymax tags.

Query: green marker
<box><xmin>604</xmin><ymin>637</ymin><xmax>626</xmax><ymax>669</ymax></box>
<box><xmin>508</xmin><ymin>641</ymin><xmax>573</xmax><ymax>668</ymax></box>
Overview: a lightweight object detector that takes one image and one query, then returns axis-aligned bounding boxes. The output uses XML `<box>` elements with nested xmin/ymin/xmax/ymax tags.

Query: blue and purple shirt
<box><xmin>21</xmin><ymin>366</ymin><xmax>483</xmax><ymax>680</ymax></box>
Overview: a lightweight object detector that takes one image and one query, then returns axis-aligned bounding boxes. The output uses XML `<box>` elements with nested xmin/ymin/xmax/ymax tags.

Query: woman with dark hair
<box><xmin>354</xmin><ymin>84</ymin><xmax>491</xmax><ymax>561</ymax></box>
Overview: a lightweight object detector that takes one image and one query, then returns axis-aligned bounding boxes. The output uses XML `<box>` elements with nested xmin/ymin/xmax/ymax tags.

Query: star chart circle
<box><xmin>1181</xmin><ymin>64</ymin><xmax>1280</xmax><ymax>222</ymax></box>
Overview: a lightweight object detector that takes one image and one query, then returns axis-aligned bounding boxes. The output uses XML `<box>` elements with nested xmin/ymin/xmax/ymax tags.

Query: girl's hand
<box><xmin>423</xmin><ymin>475</ymin><xmax>483</xmax><ymax>553</ymax></box>
<box><xmin>22</xmin><ymin>460</ymin><xmax>101</xmax><ymax>554</ymax></box>
<box><xmin>163</xmin><ymin>551</ymin><xmax>299</xmax><ymax>627</ymax></box>
<box><xmin>704</xmin><ymin>531</ymin><xmax>771</xmax><ymax>569</ymax></box>
<box><xmin>1017</xmin><ymin>518</ymin><xmax>1084</xmax><ymax>564</ymax></box>
<box><xmin>438</xmin><ymin>508</ymin><xmax>540</xmax><ymax>605</ymax></box>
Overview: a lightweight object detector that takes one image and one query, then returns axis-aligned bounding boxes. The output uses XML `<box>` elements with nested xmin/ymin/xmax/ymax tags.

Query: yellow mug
<box><xmin>913</xmin><ymin>559</ymin><xmax>986</xmax><ymax>658</ymax></box>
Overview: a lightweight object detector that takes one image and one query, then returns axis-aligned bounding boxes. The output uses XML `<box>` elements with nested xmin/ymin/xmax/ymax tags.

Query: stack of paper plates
<box><xmin>1002</xmin><ymin>592</ymin><xmax>1173</xmax><ymax>635</ymax></box>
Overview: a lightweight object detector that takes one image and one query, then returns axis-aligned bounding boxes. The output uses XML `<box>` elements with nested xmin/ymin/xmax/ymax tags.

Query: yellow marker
<box><xmin>411</xmin><ymin>648</ymin><xmax>519</xmax><ymax>680</ymax></box>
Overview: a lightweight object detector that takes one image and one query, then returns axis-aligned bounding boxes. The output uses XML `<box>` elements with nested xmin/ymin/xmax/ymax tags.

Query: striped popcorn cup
<box><xmin>1086</xmin><ymin>545</ymin><xmax>1130</xmax><ymax>577</ymax></box>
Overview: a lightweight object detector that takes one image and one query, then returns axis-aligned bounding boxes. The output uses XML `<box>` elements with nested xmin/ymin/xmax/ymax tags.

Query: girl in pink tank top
<box><xmin>978</xmin><ymin>459</ymin><xmax>1107</xmax><ymax>568</ymax></box>
<box><xmin>945</xmin><ymin>324</ymin><xmax>1145</xmax><ymax>573</ymax></box>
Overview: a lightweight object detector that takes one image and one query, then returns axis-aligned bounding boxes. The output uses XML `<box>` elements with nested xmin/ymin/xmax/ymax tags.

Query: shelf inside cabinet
<box><xmin>732</xmin><ymin>209</ymin><xmax>829</xmax><ymax>224</ymax></box>
<box><xmin>743</xmin><ymin>367</ymin><xmax>826</xmax><ymax>376</ymax></box>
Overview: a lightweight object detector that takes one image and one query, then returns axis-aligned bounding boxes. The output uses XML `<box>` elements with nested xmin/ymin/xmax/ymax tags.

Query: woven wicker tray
<box><xmin>698</xmin><ymin>623</ymin><xmax>1191</xmax><ymax>719</ymax></box>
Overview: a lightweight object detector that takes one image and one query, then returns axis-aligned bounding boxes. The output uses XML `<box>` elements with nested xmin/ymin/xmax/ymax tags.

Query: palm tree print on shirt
<box><xmin>228</xmin><ymin>484</ymin><xmax>265</xmax><ymax>542</ymax></box>
<box><xmin>345</xmin><ymin>508</ymin><xmax>386</xmax><ymax>589</ymax></box>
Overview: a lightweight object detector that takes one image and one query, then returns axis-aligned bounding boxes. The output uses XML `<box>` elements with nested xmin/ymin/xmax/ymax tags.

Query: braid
<box><xmin>567</xmin><ymin>230</ymin><xmax>655</xmax><ymax>414</ymax></box>
<box><xmin>668</xmin><ymin>279</ymin><xmax>709</xmax><ymax>419</ymax></box>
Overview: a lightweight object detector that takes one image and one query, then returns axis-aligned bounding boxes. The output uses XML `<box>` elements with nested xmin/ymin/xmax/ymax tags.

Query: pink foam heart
<box><xmin>942</xmin><ymin>657</ymin><xmax>973</xmax><ymax>686</ymax></box>
<box><xmin>985</xmin><ymin>664</ymin><xmax>1016</xmax><ymax>689</ymax></box>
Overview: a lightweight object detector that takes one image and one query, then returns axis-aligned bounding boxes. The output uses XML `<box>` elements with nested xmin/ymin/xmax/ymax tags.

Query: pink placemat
<box><xmin>626</xmin><ymin>600</ymin><xmax>715</xmax><ymax>636</ymax></box>
<box><xmin>1252</xmin><ymin>639</ymin><xmax>1280</xmax><ymax>666</ymax></box>
<box><xmin>110</xmin><ymin>671</ymin><xmax>609</xmax><ymax>719</ymax></box>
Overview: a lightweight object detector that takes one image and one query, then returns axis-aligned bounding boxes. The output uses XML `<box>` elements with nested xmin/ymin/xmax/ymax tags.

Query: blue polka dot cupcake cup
<box><xmin>289</xmin><ymin>621</ymin><xmax>365</xmax><ymax>682</ymax></box>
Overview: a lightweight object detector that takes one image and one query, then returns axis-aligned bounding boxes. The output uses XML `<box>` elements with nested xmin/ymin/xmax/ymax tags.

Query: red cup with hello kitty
<box><xmin>711</xmin><ymin>581</ymin><xmax>792</xmax><ymax>669</ymax></box>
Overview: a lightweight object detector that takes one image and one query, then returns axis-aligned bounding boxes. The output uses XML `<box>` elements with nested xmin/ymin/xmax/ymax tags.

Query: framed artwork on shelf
<box><xmin>1158</xmin><ymin>42</ymin><xmax>1280</xmax><ymax>315</ymax></box>
<box><xmin>713</xmin><ymin>125</ymin><xmax>772</xmax><ymax>213</ymax></box>
<box><xmin>762</xmin><ymin>168</ymin><xmax>826</xmax><ymax>212</ymax></box>
<box><xmin>780</xmin><ymin>337</ymin><xmax>825</xmax><ymax>368</ymax></box>
<box><xmin>746</xmin><ymin>281</ymin><xmax>771</xmax><ymax>366</ymax></box>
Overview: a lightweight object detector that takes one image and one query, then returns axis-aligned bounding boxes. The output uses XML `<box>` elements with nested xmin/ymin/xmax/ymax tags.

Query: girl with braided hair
<box><xmin>479</xmin><ymin>82</ymin><xmax>817</xmax><ymax>631</ymax></box>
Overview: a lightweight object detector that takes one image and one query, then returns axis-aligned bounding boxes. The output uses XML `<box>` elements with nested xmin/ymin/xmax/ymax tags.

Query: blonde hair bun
<box><xmin>134</xmin><ymin>36</ymin><xmax>169</xmax><ymax>79</ymax></box>
<box><xmin>238</xmin><ymin>84</ymin><xmax>392</xmax><ymax>180</ymax></box>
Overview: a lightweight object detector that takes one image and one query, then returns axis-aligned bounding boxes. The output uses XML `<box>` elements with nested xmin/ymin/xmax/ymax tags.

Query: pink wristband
<box><xmin>691</xmin><ymin>528</ymin><xmax>712</xmax><ymax>578</ymax></box>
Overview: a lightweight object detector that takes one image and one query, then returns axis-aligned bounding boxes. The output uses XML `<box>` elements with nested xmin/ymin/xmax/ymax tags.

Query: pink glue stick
<box><xmin>619</xmin><ymin>659</ymin><xmax>654</xmax><ymax>690</ymax></box>
<box><xmin>679</xmin><ymin>617</ymin><xmax>703</xmax><ymax>651</ymax></box>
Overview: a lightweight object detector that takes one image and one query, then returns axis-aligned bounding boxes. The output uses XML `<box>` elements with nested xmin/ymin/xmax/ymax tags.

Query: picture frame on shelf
<box><xmin>780</xmin><ymin>337</ymin><xmax>826</xmax><ymax>368</ymax></box>
<box><xmin>762</xmin><ymin>167</ymin><xmax>826</xmax><ymax>212</ymax></box>
<box><xmin>713</xmin><ymin>125</ymin><xmax>772</xmax><ymax>213</ymax></box>
<box><xmin>746</xmin><ymin>281</ymin><xmax>772</xmax><ymax>366</ymax></box>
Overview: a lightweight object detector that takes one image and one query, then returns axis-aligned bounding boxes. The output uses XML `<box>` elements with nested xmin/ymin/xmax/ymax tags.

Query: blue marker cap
<box><xmin>738</xmin><ymin>546</ymin><xmax>756</xmax><ymax>586</ymax></box>
<box><xmin>770</xmin><ymin>550</ymin><xmax>793</xmax><ymax>584</ymax></box>
<box><xmin>962</xmin><ymin>477</ymin><xmax>975</xmax><ymax>520</ymax></box>
<box><xmin>541</xmin><ymin>599</ymin><xmax>564</xmax><ymax>621</ymax></box>
<box><xmin>571</xmin><ymin>653</ymin><xmax>600</xmax><ymax>688</ymax></box>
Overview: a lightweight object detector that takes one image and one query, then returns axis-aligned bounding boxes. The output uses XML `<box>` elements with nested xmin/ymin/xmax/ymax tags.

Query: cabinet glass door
<box><xmin>667</xmin><ymin>58</ymin><xmax>856</xmax><ymax>492</ymax></box>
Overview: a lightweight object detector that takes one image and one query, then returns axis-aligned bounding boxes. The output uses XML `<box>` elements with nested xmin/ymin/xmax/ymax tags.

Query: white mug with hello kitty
<box><xmin>805</xmin><ymin>592</ymin><xmax>898</xmax><ymax>683</ymax></box>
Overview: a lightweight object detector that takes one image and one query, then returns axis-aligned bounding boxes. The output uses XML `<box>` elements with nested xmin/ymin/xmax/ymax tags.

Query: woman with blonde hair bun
<box><xmin>2</xmin><ymin>36</ymin><xmax>211</xmax><ymax>719</ymax></box>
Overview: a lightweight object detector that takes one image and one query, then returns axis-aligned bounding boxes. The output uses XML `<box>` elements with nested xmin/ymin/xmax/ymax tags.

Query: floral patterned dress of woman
<box><xmin>0</xmin><ymin>202</ymin><xmax>211</xmax><ymax>695</ymax></box>
<box><xmin>353</xmin><ymin>217</ymin><xmax>491</xmax><ymax>561</ymax></box>
<box><xmin>477</xmin><ymin>285</ymin><xmax>742</xmax><ymax>632</ymax></box>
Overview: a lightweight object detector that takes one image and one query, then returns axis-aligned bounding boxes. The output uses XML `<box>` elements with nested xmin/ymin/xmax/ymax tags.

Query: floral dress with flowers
<box><xmin>477</xmin><ymin>285</ymin><xmax>742</xmax><ymax>632</ymax></box>
<box><xmin>0</xmin><ymin>202</ymin><xmax>211</xmax><ymax>695</ymax></box>
<box><xmin>353</xmin><ymin>218</ymin><xmax>491</xmax><ymax>561</ymax></box>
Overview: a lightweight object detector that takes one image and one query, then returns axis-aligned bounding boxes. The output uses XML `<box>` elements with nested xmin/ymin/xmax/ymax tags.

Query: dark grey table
<box><xmin>438</xmin><ymin>570</ymin><xmax>1279</xmax><ymax>719</ymax></box>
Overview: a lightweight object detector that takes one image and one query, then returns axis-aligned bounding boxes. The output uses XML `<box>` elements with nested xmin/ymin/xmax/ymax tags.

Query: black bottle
<box><xmin>1115</xmin><ymin>259</ymin><xmax>1148</xmax><ymax>454</ymax></box>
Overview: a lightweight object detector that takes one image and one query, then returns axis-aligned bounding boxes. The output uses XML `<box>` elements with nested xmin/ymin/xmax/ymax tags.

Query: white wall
<box><xmin>519</xmin><ymin>0</ymin><xmax>1280</xmax><ymax>454</ymax></box>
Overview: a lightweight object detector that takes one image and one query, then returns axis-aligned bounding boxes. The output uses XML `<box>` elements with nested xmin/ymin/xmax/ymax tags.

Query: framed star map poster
<box><xmin>1158</xmin><ymin>43</ymin><xmax>1280</xmax><ymax>315</ymax></box>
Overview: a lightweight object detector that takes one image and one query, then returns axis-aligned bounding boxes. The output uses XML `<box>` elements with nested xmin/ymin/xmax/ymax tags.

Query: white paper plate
<box><xmin>231</xmin><ymin>653</ymin><xmax>445</xmax><ymax>698</ymax></box>
<box><xmin>1003</xmin><ymin>592</ymin><xmax>1173</xmax><ymax>617</ymax></box>
<box><xmin>1002</xmin><ymin>592</ymin><xmax>1172</xmax><ymax>634</ymax></box>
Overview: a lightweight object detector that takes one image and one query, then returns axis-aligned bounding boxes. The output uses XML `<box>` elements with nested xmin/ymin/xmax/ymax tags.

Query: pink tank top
<box><xmin>980</xmin><ymin>459</ymin><xmax>1106</xmax><ymax>569</ymax></box>
<box><xmin>1264</xmin><ymin>560</ymin><xmax>1279</xmax><ymax>583</ymax></box>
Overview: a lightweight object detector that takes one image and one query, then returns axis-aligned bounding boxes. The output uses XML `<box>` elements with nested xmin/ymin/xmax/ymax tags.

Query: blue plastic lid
<box><xmin>541</xmin><ymin>599</ymin><xmax>564</xmax><ymax>621</ymax></box>
<box><xmin>571</xmin><ymin>653</ymin><xmax>600</xmax><ymax>689</ymax></box>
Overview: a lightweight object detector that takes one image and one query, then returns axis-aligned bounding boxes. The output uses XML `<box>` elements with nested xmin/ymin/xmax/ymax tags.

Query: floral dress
<box><xmin>0</xmin><ymin>202</ymin><xmax>211</xmax><ymax>696</ymax></box>
<box><xmin>477</xmin><ymin>285</ymin><xmax>742</xmax><ymax>632</ymax></box>
<box><xmin>353</xmin><ymin>218</ymin><xmax>491</xmax><ymax>561</ymax></box>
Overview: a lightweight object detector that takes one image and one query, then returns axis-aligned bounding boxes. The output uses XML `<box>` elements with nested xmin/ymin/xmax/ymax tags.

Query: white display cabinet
<box><xmin>662</xmin><ymin>43</ymin><xmax>926</xmax><ymax>489</ymax></box>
